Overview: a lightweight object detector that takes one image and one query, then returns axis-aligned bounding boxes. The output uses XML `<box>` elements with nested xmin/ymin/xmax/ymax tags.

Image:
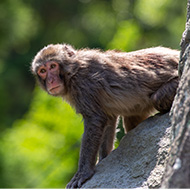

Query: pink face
<box><xmin>37</xmin><ymin>61</ymin><xmax>65</xmax><ymax>95</ymax></box>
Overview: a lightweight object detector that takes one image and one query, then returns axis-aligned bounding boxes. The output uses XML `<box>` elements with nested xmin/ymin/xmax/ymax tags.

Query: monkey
<box><xmin>31</xmin><ymin>44</ymin><xmax>179</xmax><ymax>188</ymax></box>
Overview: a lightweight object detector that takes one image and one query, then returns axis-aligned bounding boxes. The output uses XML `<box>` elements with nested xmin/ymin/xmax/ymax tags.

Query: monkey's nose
<box><xmin>47</xmin><ymin>76</ymin><xmax>55</xmax><ymax>84</ymax></box>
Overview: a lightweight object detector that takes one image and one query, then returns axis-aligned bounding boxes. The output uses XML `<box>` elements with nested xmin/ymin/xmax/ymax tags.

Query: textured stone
<box><xmin>81</xmin><ymin>113</ymin><xmax>171</xmax><ymax>188</ymax></box>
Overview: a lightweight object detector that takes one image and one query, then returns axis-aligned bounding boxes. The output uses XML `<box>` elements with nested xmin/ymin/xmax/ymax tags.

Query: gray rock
<box><xmin>81</xmin><ymin>113</ymin><xmax>171</xmax><ymax>188</ymax></box>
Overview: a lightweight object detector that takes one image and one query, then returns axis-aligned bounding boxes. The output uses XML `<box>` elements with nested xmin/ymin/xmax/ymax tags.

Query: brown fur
<box><xmin>31</xmin><ymin>44</ymin><xmax>179</xmax><ymax>188</ymax></box>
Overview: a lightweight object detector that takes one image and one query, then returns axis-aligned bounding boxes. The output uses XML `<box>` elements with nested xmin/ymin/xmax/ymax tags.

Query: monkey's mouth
<box><xmin>50</xmin><ymin>85</ymin><xmax>60</xmax><ymax>91</ymax></box>
<box><xmin>49</xmin><ymin>85</ymin><xmax>63</xmax><ymax>94</ymax></box>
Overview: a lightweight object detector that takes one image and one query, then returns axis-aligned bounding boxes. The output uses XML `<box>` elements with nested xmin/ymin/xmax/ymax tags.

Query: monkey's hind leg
<box><xmin>123</xmin><ymin>115</ymin><xmax>148</xmax><ymax>133</ymax></box>
<box><xmin>99</xmin><ymin>116</ymin><xmax>118</xmax><ymax>161</ymax></box>
<box><xmin>151</xmin><ymin>76</ymin><xmax>178</xmax><ymax>113</ymax></box>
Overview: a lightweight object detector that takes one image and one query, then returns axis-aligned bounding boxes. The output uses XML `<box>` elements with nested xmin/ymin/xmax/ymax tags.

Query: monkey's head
<box><xmin>31</xmin><ymin>44</ymin><xmax>78</xmax><ymax>96</ymax></box>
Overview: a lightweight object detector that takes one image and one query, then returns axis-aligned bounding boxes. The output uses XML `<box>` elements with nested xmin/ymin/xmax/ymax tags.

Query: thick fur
<box><xmin>31</xmin><ymin>44</ymin><xmax>179</xmax><ymax>188</ymax></box>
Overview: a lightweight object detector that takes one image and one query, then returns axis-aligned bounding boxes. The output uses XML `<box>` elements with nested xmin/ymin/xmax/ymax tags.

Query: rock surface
<box><xmin>161</xmin><ymin>3</ymin><xmax>190</xmax><ymax>185</ymax></box>
<box><xmin>81</xmin><ymin>113</ymin><xmax>171</xmax><ymax>188</ymax></box>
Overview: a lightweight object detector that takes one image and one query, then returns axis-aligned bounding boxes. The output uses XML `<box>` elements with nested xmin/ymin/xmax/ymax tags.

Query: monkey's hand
<box><xmin>66</xmin><ymin>169</ymin><xmax>94</xmax><ymax>188</ymax></box>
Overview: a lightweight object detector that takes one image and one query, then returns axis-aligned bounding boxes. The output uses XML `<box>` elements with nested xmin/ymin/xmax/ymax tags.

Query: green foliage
<box><xmin>0</xmin><ymin>0</ymin><xmax>187</xmax><ymax>188</ymax></box>
<box><xmin>0</xmin><ymin>88</ymin><xmax>83</xmax><ymax>188</ymax></box>
<box><xmin>108</xmin><ymin>20</ymin><xmax>141</xmax><ymax>51</ymax></box>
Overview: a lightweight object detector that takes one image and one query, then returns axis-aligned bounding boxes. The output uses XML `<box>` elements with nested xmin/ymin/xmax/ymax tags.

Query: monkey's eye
<box><xmin>37</xmin><ymin>67</ymin><xmax>47</xmax><ymax>79</ymax></box>
<box><xmin>50</xmin><ymin>63</ymin><xmax>57</xmax><ymax>69</ymax></box>
<box><xmin>40</xmin><ymin>68</ymin><xmax>46</xmax><ymax>73</ymax></box>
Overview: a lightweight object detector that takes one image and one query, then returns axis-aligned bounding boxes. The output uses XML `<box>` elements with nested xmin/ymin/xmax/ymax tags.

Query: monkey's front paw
<box><xmin>66</xmin><ymin>170</ymin><xmax>94</xmax><ymax>189</ymax></box>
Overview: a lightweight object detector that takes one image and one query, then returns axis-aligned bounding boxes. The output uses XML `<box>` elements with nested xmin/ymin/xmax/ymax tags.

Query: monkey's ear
<box><xmin>63</xmin><ymin>44</ymin><xmax>76</xmax><ymax>58</ymax></box>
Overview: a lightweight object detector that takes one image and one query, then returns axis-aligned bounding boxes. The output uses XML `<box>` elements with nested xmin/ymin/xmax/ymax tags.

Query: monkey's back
<box><xmin>71</xmin><ymin>47</ymin><xmax>179</xmax><ymax>117</ymax></box>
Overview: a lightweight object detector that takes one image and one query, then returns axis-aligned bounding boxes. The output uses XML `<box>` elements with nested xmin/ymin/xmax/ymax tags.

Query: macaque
<box><xmin>31</xmin><ymin>44</ymin><xmax>179</xmax><ymax>188</ymax></box>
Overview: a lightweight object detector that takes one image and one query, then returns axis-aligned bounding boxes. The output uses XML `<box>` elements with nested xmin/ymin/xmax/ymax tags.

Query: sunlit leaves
<box><xmin>0</xmin><ymin>88</ymin><xmax>83</xmax><ymax>188</ymax></box>
<box><xmin>0</xmin><ymin>0</ymin><xmax>39</xmax><ymax>55</ymax></box>
<box><xmin>135</xmin><ymin>0</ymin><xmax>170</xmax><ymax>27</ymax></box>
<box><xmin>107</xmin><ymin>20</ymin><xmax>141</xmax><ymax>51</ymax></box>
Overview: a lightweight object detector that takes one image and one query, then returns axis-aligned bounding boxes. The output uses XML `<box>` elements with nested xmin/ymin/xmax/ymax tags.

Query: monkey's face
<box><xmin>36</xmin><ymin>61</ymin><xmax>65</xmax><ymax>96</ymax></box>
<box><xmin>31</xmin><ymin>44</ymin><xmax>79</xmax><ymax>96</ymax></box>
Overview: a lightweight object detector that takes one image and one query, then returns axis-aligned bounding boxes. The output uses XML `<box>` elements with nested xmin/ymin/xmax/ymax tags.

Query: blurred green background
<box><xmin>0</xmin><ymin>0</ymin><xmax>186</xmax><ymax>188</ymax></box>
